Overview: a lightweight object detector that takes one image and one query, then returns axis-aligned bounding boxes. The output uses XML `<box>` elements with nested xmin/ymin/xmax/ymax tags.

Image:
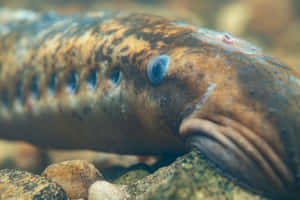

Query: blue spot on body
<box><xmin>16</xmin><ymin>82</ymin><xmax>24</xmax><ymax>104</ymax></box>
<box><xmin>109</xmin><ymin>68</ymin><xmax>121</xmax><ymax>86</ymax></box>
<box><xmin>87</xmin><ymin>69</ymin><xmax>98</xmax><ymax>91</ymax></box>
<box><xmin>67</xmin><ymin>70</ymin><xmax>78</xmax><ymax>94</ymax></box>
<box><xmin>30</xmin><ymin>76</ymin><xmax>39</xmax><ymax>99</ymax></box>
<box><xmin>48</xmin><ymin>73</ymin><xmax>57</xmax><ymax>97</ymax></box>
<box><xmin>147</xmin><ymin>55</ymin><xmax>170</xmax><ymax>85</ymax></box>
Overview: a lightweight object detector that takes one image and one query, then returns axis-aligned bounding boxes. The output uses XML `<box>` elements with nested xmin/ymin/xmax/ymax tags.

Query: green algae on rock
<box><xmin>125</xmin><ymin>151</ymin><xmax>268</xmax><ymax>200</ymax></box>
<box><xmin>113</xmin><ymin>163</ymin><xmax>151</xmax><ymax>185</ymax></box>
<box><xmin>0</xmin><ymin>168</ymin><xmax>67</xmax><ymax>200</ymax></box>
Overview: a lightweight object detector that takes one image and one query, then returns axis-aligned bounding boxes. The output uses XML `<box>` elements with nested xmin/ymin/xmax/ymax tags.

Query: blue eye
<box><xmin>109</xmin><ymin>68</ymin><xmax>121</xmax><ymax>86</ymax></box>
<box><xmin>67</xmin><ymin>70</ymin><xmax>78</xmax><ymax>94</ymax></box>
<box><xmin>147</xmin><ymin>55</ymin><xmax>170</xmax><ymax>85</ymax></box>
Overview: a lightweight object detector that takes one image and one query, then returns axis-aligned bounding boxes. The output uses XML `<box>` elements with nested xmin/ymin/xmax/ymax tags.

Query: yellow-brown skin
<box><xmin>0</xmin><ymin>9</ymin><xmax>299</xmax><ymax>199</ymax></box>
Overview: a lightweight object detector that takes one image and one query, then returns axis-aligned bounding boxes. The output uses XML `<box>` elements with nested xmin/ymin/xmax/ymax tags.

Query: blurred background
<box><xmin>0</xmin><ymin>0</ymin><xmax>299</xmax><ymax>173</ymax></box>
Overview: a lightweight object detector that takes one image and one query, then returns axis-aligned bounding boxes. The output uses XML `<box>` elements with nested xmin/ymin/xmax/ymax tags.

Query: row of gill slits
<box><xmin>0</xmin><ymin>68</ymin><xmax>99</xmax><ymax>112</ymax></box>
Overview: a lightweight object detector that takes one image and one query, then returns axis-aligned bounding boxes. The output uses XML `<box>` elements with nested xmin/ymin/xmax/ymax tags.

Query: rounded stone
<box><xmin>88</xmin><ymin>181</ymin><xmax>128</xmax><ymax>200</ymax></box>
<box><xmin>42</xmin><ymin>160</ymin><xmax>103</xmax><ymax>199</ymax></box>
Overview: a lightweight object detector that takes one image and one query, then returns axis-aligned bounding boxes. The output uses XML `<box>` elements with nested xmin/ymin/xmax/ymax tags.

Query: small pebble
<box><xmin>42</xmin><ymin>160</ymin><xmax>103</xmax><ymax>199</ymax></box>
<box><xmin>88</xmin><ymin>181</ymin><xmax>129</xmax><ymax>200</ymax></box>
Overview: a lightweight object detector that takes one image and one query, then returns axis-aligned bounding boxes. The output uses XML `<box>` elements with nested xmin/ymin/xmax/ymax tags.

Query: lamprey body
<box><xmin>0</xmin><ymin>8</ymin><xmax>299</xmax><ymax>199</ymax></box>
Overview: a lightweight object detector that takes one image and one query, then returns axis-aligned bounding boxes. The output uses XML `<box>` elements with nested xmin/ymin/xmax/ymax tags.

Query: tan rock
<box><xmin>0</xmin><ymin>168</ymin><xmax>67</xmax><ymax>200</ymax></box>
<box><xmin>42</xmin><ymin>160</ymin><xmax>103</xmax><ymax>199</ymax></box>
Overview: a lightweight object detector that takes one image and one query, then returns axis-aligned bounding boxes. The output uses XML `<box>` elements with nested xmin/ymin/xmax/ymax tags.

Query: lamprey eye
<box><xmin>67</xmin><ymin>70</ymin><xmax>78</xmax><ymax>94</ymax></box>
<box><xmin>109</xmin><ymin>68</ymin><xmax>122</xmax><ymax>86</ymax></box>
<box><xmin>147</xmin><ymin>55</ymin><xmax>170</xmax><ymax>85</ymax></box>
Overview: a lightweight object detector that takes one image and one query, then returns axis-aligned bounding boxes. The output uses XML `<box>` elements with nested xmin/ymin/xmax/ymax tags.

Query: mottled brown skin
<box><xmin>0</xmin><ymin>9</ymin><xmax>299</xmax><ymax>199</ymax></box>
<box><xmin>0</xmin><ymin>168</ymin><xmax>67</xmax><ymax>199</ymax></box>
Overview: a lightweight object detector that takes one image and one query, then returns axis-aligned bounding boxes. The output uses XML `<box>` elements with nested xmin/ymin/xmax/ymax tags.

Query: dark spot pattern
<box><xmin>95</xmin><ymin>46</ymin><xmax>112</xmax><ymax>64</ymax></box>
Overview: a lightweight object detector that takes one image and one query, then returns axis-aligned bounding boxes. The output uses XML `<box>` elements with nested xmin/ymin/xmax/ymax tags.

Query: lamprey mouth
<box><xmin>179</xmin><ymin>116</ymin><xmax>294</xmax><ymax>197</ymax></box>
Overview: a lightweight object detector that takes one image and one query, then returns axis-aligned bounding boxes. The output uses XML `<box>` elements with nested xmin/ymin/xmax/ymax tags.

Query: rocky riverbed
<box><xmin>0</xmin><ymin>151</ymin><xmax>267</xmax><ymax>200</ymax></box>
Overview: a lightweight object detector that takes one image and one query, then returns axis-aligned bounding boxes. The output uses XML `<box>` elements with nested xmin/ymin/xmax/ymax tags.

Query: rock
<box><xmin>0</xmin><ymin>168</ymin><xmax>67</xmax><ymax>200</ymax></box>
<box><xmin>124</xmin><ymin>151</ymin><xmax>268</xmax><ymax>200</ymax></box>
<box><xmin>113</xmin><ymin>163</ymin><xmax>151</xmax><ymax>185</ymax></box>
<box><xmin>0</xmin><ymin>151</ymin><xmax>273</xmax><ymax>200</ymax></box>
<box><xmin>42</xmin><ymin>160</ymin><xmax>103</xmax><ymax>199</ymax></box>
<box><xmin>88</xmin><ymin>181</ymin><xmax>129</xmax><ymax>200</ymax></box>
